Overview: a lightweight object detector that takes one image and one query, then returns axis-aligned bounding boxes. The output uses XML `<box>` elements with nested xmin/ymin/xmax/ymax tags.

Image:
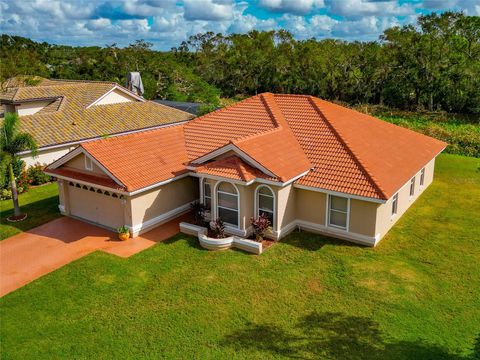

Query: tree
<box><xmin>0</xmin><ymin>113</ymin><xmax>37</xmax><ymax>220</ymax></box>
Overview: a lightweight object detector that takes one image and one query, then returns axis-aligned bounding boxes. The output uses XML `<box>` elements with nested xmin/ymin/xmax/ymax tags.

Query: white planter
<box><xmin>179</xmin><ymin>222</ymin><xmax>263</xmax><ymax>254</ymax></box>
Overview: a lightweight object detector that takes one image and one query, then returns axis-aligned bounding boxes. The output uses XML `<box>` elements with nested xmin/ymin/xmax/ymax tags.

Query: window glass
<box><xmin>328</xmin><ymin>195</ymin><xmax>349</xmax><ymax>229</ymax></box>
<box><xmin>203</xmin><ymin>182</ymin><xmax>211</xmax><ymax>210</ymax></box>
<box><xmin>330</xmin><ymin>211</ymin><xmax>347</xmax><ymax>228</ymax></box>
<box><xmin>259</xmin><ymin>194</ymin><xmax>274</xmax><ymax>212</ymax></box>
<box><xmin>218</xmin><ymin>182</ymin><xmax>236</xmax><ymax>194</ymax></box>
<box><xmin>204</xmin><ymin>182</ymin><xmax>211</xmax><ymax>197</ymax></box>
<box><xmin>218</xmin><ymin>207</ymin><xmax>238</xmax><ymax>226</ymax></box>
<box><xmin>392</xmin><ymin>194</ymin><xmax>398</xmax><ymax>215</ymax></box>
<box><xmin>218</xmin><ymin>192</ymin><xmax>237</xmax><ymax>210</ymax></box>
<box><xmin>330</xmin><ymin>196</ymin><xmax>348</xmax><ymax>211</ymax></box>
<box><xmin>410</xmin><ymin>178</ymin><xmax>415</xmax><ymax>196</ymax></box>
<box><xmin>420</xmin><ymin>168</ymin><xmax>425</xmax><ymax>186</ymax></box>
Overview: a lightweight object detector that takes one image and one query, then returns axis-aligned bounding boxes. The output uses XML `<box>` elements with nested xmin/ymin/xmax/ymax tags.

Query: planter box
<box><xmin>179</xmin><ymin>222</ymin><xmax>263</xmax><ymax>255</ymax></box>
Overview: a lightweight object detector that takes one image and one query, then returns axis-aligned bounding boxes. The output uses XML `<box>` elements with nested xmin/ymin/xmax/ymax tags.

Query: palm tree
<box><xmin>1</xmin><ymin>112</ymin><xmax>37</xmax><ymax>220</ymax></box>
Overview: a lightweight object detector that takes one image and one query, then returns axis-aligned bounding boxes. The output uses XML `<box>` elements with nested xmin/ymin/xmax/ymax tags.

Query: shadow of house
<box><xmin>279</xmin><ymin>230</ymin><xmax>367</xmax><ymax>252</ymax></box>
<box><xmin>223</xmin><ymin>311</ymin><xmax>475</xmax><ymax>360</ymax></box>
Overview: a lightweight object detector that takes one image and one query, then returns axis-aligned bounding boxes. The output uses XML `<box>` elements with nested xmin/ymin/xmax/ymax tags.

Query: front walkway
<box><xmin>0</xmin><ymin>214</ymin><xmax>192</xmax><ymax>297</ymax></box>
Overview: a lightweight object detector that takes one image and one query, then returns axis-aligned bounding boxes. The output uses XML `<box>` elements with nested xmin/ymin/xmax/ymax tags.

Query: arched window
<box><xmin>216</xmin><ymin>182</ymin><xmax>239</xmax><ymax>227</ymax></box>
<box><xmin>256</xmin><ymin>186</ymin><xmax>275</xmax><ymax>226</ymax></box>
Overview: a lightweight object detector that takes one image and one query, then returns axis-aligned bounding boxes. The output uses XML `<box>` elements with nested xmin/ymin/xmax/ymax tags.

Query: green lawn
<box><xmin>0</xmin><ymin>183</ymin><xmax>60</xmax><ymax>240</ymax></box>
<box><xmin>1</xmin><ymin>154</ymin><xmax>479</xmax><ymax>359</ymax></box>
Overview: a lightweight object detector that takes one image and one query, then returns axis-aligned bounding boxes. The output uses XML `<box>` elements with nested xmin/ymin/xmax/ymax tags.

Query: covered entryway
<box><xmin>67</xmin><ymin>182</ymin><xmax>124</xmax><ymax>230</ymax></box>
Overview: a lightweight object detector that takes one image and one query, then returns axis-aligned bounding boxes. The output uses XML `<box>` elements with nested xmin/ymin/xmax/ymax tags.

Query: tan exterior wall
<box><xmin>375</xmin><ymin>157</ymin><xmax>436</xmax><ymax>240</ymax></box>
<box><xmin>276</xmin><ymin>184</ymin><xmax>296</xmax><ymax>231</ymax></box>
<box><xmin>129</xmin><ymin>176</ymin><xmax>198</xmax><ymax>226</ymax></box>
<box><xmin>20</xmin><ymin>145</ymin><xmax>76</xmax><ymax>168</ymax></box>
<box><xmin>63</xmin><ymin>153</ymin><xmax>106</xmax><ymax>175</ymax></box>
<box><xmin>95</xmin><ymin>89</ymin><xmax>135</xmax><ymax>105</ymax></box>
<box><xmin>16</xmin><ymin>100</ymin><xmax>52</xmax><ymax>116</ymax></box>
<box><xmin>295</xmin><ymin>189</ymin><xmax>327</xmax><ymax>225</ymax></box>
<box><xmin>349</xmin><ymin>199</ymin><xmax>377</xmax><ymax>237</ymax></box>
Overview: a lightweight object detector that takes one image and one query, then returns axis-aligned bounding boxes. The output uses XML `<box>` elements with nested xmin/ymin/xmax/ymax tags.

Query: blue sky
<box><xmin>0</xmin><ymin>0</ymin><xmax>478</xmax><ymax>50</ymax></box>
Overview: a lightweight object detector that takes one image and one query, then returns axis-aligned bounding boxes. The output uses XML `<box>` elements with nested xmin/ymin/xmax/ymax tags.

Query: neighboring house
<box><xmin>154</xmin><ymin>100</ymin><xmax>201</xmax><ymax>115</ymax></box>
<box><xmin>0</xmin><ymin>77</ymin><xmax>194</xmax><ymax>167</ymax></box>
<box><xmin>45</xmin><ymin>93</ymin><xmax>446</xmax><ymax>246</ymax></box>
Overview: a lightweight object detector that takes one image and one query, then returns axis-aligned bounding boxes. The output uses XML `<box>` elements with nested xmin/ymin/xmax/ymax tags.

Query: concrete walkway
<box><xmin>0</xmin><ymin>214</ymin><xmax>192</xmax><ymax>297</ymax></box>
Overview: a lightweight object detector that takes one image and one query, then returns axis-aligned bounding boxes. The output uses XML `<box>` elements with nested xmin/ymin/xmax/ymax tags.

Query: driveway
<box><xmin>0</xmin><ymin>214</ymin><xmax>192</xmax><ymax>297</ymax></box>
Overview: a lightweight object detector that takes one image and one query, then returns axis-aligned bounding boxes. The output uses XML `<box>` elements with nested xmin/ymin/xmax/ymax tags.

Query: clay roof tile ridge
<box><xmin>308</xmin><ymin>96</ymin><xmax>388</xmax><ymax>200</ymax></box>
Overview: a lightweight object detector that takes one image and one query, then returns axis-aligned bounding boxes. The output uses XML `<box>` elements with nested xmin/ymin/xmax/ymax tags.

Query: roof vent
<box><xmin>126</xmin><ymin>72</ymin><xmax>144</xmax><ymax>97</ymax></box>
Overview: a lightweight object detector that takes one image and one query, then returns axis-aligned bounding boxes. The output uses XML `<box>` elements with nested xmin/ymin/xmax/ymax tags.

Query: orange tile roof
<box><xmin>193</xmin><ymin>156</ymin><xmax>277</xmax><ymax>182</ymax></box>
<box><xmin>80</xmin><ymin>125</ymin><xmax>189</xmax><ymax>192</ymax></box>
<box><xmin>52</xmin><ymin>93</ymin><xmax>446</xmax><ymax>199</ymax></box>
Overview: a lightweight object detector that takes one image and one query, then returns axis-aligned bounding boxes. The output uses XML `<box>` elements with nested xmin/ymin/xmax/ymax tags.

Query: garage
<box><xmin>67</xmin><ymin>183</ymin><xmax>125</xmax><ymax>230</ymax></box>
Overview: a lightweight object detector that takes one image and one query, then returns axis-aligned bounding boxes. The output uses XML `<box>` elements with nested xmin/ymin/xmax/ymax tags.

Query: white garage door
<box><xmin>68</xmin><ymin>184</ymin><xmax>124</xmax><ymax>230</ymax></box>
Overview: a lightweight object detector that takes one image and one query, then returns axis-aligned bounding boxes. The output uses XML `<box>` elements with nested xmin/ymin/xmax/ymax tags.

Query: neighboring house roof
<box><xmin>47</xmin><ymin>93</ymin><xmax>446</xmax><ymax>200</ymax></box>
<box><xmin>154</xmin><ymin>100</ymin><xmax>201</xmax><ymax>115</ymax></box>
<box><xmin>0</xmin><ymin>78</ymin><xmax>195</xmax><ymax>149</ymax></box>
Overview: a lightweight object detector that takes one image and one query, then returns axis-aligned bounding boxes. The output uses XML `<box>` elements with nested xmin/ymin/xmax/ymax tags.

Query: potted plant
<box><xmin>251</xmin><ymin>214</ymin><xmax>272</xmax><ymax>242</ymax></box>
<box><xmin>117</xmin><ymin>225</ymin><xmax>130</xmax><ymax>241</ymax></box>
<box><xmin>210</xmin><ymin>218</ymin><xmax>226</xmax><ymax>239</ymax></box>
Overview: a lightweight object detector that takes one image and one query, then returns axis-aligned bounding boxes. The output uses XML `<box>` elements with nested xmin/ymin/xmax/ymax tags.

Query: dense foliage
<box><xmin>1</xmin><ymin>12</ymin><xmax>478</xmax><ymax>114</ymax></box>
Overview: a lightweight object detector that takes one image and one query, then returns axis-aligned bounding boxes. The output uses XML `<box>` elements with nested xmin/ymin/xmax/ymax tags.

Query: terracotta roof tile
<box><xmin>52</xmin><ymin>93</ymin><xmax>446</xmax><ymax>199</ymax></box>
<box><xmin>193</xmin><ymin>156</ymin><xmax>277</xmax><ymax>182</ymax></box>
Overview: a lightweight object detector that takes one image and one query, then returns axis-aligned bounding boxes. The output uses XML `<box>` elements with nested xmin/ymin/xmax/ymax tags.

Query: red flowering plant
<box><xmin>250</xmin><ymin>213</ymin><xmax>271</xmax><ymax>242</ymax></box>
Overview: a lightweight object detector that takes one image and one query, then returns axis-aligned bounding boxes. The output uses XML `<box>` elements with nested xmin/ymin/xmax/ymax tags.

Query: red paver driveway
<box><xmin>0</xmin><ymin>214</ymin><xmax>192</xmax><ymax>297</ymax></box>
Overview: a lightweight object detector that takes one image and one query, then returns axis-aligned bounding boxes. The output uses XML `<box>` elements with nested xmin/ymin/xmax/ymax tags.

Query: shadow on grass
<box><xmin>279</xmin><ymin>230</ymin><xmax>366</xmax><ymax>252</ymax></box>
<box><xmin>223</xmin><ymin>311</ymin><xmax>476</xmax><ymax>360</ymax></box>
<box><xmin>161</xmin><ymin>233</ymin><xmax>204</xmax><ymax>250</ymax></box>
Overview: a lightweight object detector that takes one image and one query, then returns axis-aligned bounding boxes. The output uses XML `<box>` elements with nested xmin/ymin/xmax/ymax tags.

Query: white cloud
<box><xmin>332</xmin><ymin>15</ymin><xmax>400</xmax><ymax>38</ymax></box>
<box><xmin>259</xmin><ymin>0</ymin><xmax>325</xmax><ymax>14</ymax></box>
<box><xmin>327</xmin><ymin>0</ymin><xmax>416</xmax><ymax>17</ymax></box>
<box><xmin>183</xmin><ymin>0</ymin><xmax>234</xmax><ymax>21</ymax></box>
<box><xmin>279</xmin><ymin>14</ymin><xmax>338</xmax><ymax>38</ymax></box>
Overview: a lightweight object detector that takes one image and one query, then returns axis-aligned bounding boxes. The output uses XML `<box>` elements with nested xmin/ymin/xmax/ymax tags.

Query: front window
<box><xmin>328</xmin><ymin>195</ymin><xmax>349</xmax><ymax>230</ymax></box>
<box><xmin>217</xmin><ymin>182</ymin><xmax>239</xmax><ymax>227</ymax></box>
<box><xmin>392</xmin><ymin>193</ymin><xmax>398</xmax><ymax>216</ymax></box>
<box><xmin>257</xmin><ymin>186</ymin><xmax>275</xmax><ymax>226</ymax></box>
<box><xmin>420</xmin><ymin>168</ymin><xmax>425</xmax><ymax>186</ymax></box>
<box><xmin>203</xmin><ymin>181</ymin><xmax>211</xmax><ymax>211</ymax></box>
<box><xmin>409</xmin><ymin>177</ymin><xmax>415</xmax><ymax>197</ymax></box>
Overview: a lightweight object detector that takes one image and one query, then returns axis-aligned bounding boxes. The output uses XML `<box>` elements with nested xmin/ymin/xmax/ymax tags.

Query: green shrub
<box><xmin>1</xmin><ymin>157</ymin><xmax>25</xmax><ymax>189</ymax></box>
<box><xmin>1</xmin><ymin>188</ymin><xmax>12</xmax><ymax>200</ymax></box>
<box><xmin>27</xmin><ymin>163</ymin><xmax>52</xmax><ymax>185</ymax></box>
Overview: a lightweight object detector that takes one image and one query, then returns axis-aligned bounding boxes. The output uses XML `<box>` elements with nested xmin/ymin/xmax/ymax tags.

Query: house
<box><xmin>154</xmin><ymin>100</ymin><xmax>202</xmax><ymax>115</ymax></box>
<box><xmin>44</xmin><ymin>93</ymin><xmax>446</xmax><ymax>246</ymax></box>
<box><xmin>0</xmin><ymin>77</ymin><xmax>194</xmax><ymax>167</ymax></box>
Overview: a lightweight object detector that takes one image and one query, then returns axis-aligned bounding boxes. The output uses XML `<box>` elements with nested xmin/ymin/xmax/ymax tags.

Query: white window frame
<box><xmin>255</xmin><ymin>185</ymin><xmax>276</xmax><ymax>230</ymax></box>
<box><xmin>327</xmin><ymin>194</ymin><xmax>350</xmax><ymax>231</ymax></box>
<box><xmin>409</xmin><ymin>177</ymin><xmax>415</xmax><ymax>198</ymax></box>
<box><xmin>391</xmin><ymin>193</ymin><xmax>399</xmax><ymax>218</ymax></box>
<box><xmin>84</xmin><ymin>156</ymin><xmax>93</xmax><ymax>171</ymax></box>
<box><xmin>215</xmin><ymin>181</ymin><xmax>240</xmax><ymax>228</ymax></box>
<box><xmin>420</xmin><ymin>168</ymin><xmax>425</xmax><ymax>187</ymax></box>
<box><xmin>203</xmin><ymin>180</ymin><xmax>212</xmax><ymax>211</ymax></box>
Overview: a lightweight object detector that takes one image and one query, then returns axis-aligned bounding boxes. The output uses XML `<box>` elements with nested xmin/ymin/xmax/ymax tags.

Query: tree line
<box><xmin>1</xmin><ymin>11</ymin><xmax>479</xmax><ymax>114</ymax></box>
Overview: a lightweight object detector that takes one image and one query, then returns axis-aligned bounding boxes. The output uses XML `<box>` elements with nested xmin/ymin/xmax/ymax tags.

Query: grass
<box><xmin>0</xmin><ymin>183</ymin><xmax>60</xmax><ymax>240</ymax></box>
<box><xmin>1</xmin><ymin>154</ymin><xmax>479</xmax><ymax>359</ymax></box>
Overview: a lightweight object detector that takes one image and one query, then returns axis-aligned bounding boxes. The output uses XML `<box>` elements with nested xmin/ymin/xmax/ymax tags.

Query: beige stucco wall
<box><xmin>20</xmin><ymin>145</ymin><xmax>76</xmax><ymax>168</ymax></box>
<box><xmin>95</xmin><ymin>89</ymin><xmax>135</xmax><ymax>105</ymax></box>
<box><xmin>276</xmin><ymin>184</ymin><xmax>296</xmax><ymax>231</ymax></box>
<box><xmin>295</xmin><ymin>189</ymin><xmax>327</xmax><ymax>225</ymax></box>
<box><xmin>375</xmin><ymin>157</ymin><xmax>436</xmax><ymax>240</ymax></box>
<box><xmin>129</xmin><ymin>176</ymin><xmax>198</xmax><ymax>226</ymax></box>
<box><xmin>349</xmin><ymin>199</ymin><xmax>378</xmax><ymax>237</ymax></box>
<box><xmin>63</xmin><ymin>153</ymin><xmax>107</xmax><ymax>175</ymax></box>
<box><xmin>16</xmin><ymin>100</ymin><xmax>52</xmax><ymax>116</ymax></box>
